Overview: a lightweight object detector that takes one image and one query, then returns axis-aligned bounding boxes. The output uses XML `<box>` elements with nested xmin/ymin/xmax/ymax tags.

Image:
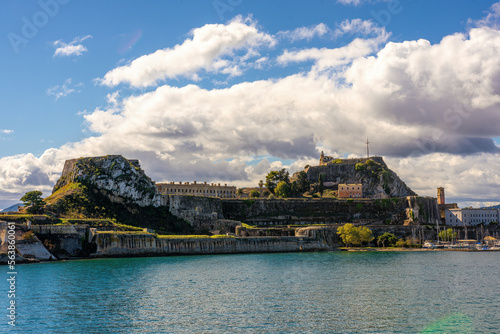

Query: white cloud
<box><xmin>387</xmin><ymin>152</ymin><xmax>500</xmax><ymax>206</ymax></box>
<box><xmin>0</xmin><ymin>129</ymin><xmax>14</xmax><ymax>134</ymax></box>
<box><xmin>47</xmin><ymin>78</ymin><xmax>83</xmax><ymax>101</ymax></box>
<box><xmin>53</xmin><ymin>35</ymin><xmax>92</xmax><ymax>57</ymax></box>
<box><xmin>337</xmin><ymin>0</ymin><xmax>362</xmax><ymax>5</ymax></box>
<box><xmin>2</xmin><ymin>21</ymin><xmax>500</xmax><ymax>206</ymax></box>
<box><xmin>333</xmin><ymin>19</ymin><xmax>388</xmax><ymax>39</ymax></box>
<box><xmin>99</xmin><ymin>16</ymin><xmax>276</xmax><ymax>88</ymax></box>
<box><xmin>336</xmin><ymin>0</ymin><xmax>390</xmax><ymax>6</ymax></box>
<box><xmin>469</xmin><ymin>2</ymin><xmax>500</xmax><ymax>29</ymax></box>
<box><xmin>277</xmin><ymin>23</ymin><xmax>330</xmax><ymax>42</ymax></box>
<box><xmin>278</xmin><ymin>20</ymin><xmax>389</xmax><ymax>73</ymax></box>
<box><xmin>278</xmin><ymin>34</ymin><xmax>388</xmax><ymax>72</ymax></box>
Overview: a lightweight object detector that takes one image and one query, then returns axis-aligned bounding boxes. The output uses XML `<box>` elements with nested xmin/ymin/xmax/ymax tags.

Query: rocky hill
<box><xmin>45</xmin><ymin>155</ymin><xmax>189</xmax><ymax>233</ymax></box>
<box><xmin>295</xmin><ymin>156</ymin><xmax>416</xmax><ymax>198</ymax></box>
<box><xmin>52</xmin><ymin>155</ymin><xmax>162</xmax><ymax>207</ymax></box>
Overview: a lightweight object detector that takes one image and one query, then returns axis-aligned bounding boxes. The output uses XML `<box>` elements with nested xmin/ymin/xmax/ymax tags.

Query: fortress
<box><xmin>296</xmin><ymin>153</ymin><xmax>416</xmax><ymax>199</ymax></box>
<box><xmin>156</xmin><ymin>181</ymin><xmax>236</xmax><ymax>198</ymax></box>
<box><xmin>0</xmin><ymin>154</ymin><xmax>450</xmax><ymax>262</ymax></box>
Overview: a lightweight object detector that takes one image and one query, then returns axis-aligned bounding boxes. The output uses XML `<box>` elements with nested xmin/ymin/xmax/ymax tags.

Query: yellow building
<box><xmin>338</xmin><ymin>183</ymin><xmax>363</xmax><ymax>198</ymax></box>
<box><xmin>156</xmin><ymin>181</ymin><xmax>237</xmax><ymax>198</ymax></box>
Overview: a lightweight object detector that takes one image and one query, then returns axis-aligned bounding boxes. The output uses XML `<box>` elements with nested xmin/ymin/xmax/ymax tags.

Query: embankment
<box><xmin>92</xmin><ymin>233</ymin><xmax>329</xmax><ymax>257</ymax></box>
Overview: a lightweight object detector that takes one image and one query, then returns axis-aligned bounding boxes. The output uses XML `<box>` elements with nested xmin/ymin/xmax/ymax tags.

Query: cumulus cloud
<box><xmin>2</xmin><ymin>18</ymin><xmax>500</xmax><ymax>207</ymax></box>
<box><xmin>277</xmin><ymin>23</ymin><xmax>330</xmax><ymax>42</ymax></box>
<box><xmin>387</xmin><ymin>152</ymin><xmax>500</xmax><ymax>207</ymax></box>
<box><xmin>1</xmin><ymin>129</ymin><xmax>14</xmax><ymax>134</ymax></box>
<box><xmin>53</xmin><ymin>35</ymin><xmax>92</xmax><ymax>57</ymax></box>
<box><xmin>47</xmin><ymin>78</ymin><xmax>83</xmax><ymax>101</ymax></box>
<box><xmin>99</xmin><ymin>16</ymin><xmax>275</xmax><ymax>87</ymax></box>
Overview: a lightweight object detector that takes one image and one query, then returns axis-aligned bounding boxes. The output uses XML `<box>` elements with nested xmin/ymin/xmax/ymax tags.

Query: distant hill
<box><xmin>483</xmin><ymin>204</ymin><xmax>500</xmax><ymax>209</ymax></box>
<box><xmin>0</xmin><ymin>203</ymin><xmax>22</xmax><ymax>212</ymax></box>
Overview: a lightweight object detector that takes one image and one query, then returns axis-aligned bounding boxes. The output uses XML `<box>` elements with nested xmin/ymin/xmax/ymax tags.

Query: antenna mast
<box><xmin>366</xmin><ymin>138</ymin><xmax>370</xmax><ymax>158</ymax></box>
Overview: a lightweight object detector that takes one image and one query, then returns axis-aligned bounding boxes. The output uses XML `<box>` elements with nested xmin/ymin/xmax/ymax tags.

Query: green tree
<box><xmin>355</xmin><ymin>162</ymin><xmax>366</xmax><ymax>171</ymax></box>
<box><xmin>275</xmin><ymin>181</ymin><xmax>291</xmax><ymax>198</ymax></box>
<box><xmin>249</xmin><ymin>189</ymin><xmax>260</xmax><ymax>198</ymax></box>
<box><xmin>296</xmin><ymin>171</ymin><xmax>310</xmax><ymax>194</ymax></box>
<box><xmin>377</xmin><ymin>232</ymin><xmax>398</xmax><ymax>247</ymax></box>
<box><xmin>236</xmin><ymin>188</ymin><xmax>243</xmax><ymax>197</ymax></box>
<box><xmin>337</xmin><ymin>223</ymin><xmax>374</xmax><ymax>247</ymax></box>
<box><xmin>21</xmin><ymin>190</ymin><xmax>44</xmax><ymax>214</ymax></box>
<box><xmin>439</xmin><ymin>228</ymin><xmax>457</xmax><ymax>242</ymax></box>
<box><xmin>358</xmin><ymin>226</ymin><xmax>374</xmax><ymax>245</ymax></box>
<box><xmin>290</xmin><ymin>181</ymin><xmax>298</xmax><ymax>197</ymax></box>
<box><xmin>318</xmin><ymin>173</ymin><xmax>325</xmax><ymax>197</ymax></box>
<box><xmin>265</xmin><ymin>169</ymin><xmax>290</xmax><ymax>194</ymax></box>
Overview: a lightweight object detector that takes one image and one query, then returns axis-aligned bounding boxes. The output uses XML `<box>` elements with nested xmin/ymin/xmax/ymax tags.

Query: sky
<box><xmin>1</xmin><ymin>0</ymin><xmax>500</xmax><ymax>210</ymax></box>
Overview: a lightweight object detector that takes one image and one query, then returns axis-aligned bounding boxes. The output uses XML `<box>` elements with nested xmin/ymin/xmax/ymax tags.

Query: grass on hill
<box><xmin>42</xmin><ymin>181</ymin><xmax>193</xmax><ymax>234</ymax></box>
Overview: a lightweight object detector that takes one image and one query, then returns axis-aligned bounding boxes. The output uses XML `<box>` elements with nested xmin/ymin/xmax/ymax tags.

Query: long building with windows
<box><xmin>445</xmin><ymin>208</ymin><xmax>500</xmax><ymax>226</ymax></box>
<box><xmin>156</xmin><ymin>181</ymin><xmax>237</xmax><ymax>198</ymax></box>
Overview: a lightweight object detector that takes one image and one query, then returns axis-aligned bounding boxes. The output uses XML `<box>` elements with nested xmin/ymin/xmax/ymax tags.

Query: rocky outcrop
<box><xmin>31</xmin><ymin>225</ymin><xmax>95</xmax><ymax>258</ymax></box>
<box><xmin>15</xmin><ymin>240</ymin><xmax>57</xmax><ymax>261</ymax></box>
<box><xmin>0</xmin><ymin>222</ymin><xmax>56</xmax><ymax>261</ymax></box>
<box><xmin>297</xmin><ymin>156</ymin><xmax>416</xmax><ymax>198</ymax></box>
<box><xmin>53</xmin><ymin>155</ymin><xmax>162</xmax><ymax>207</ymax></box>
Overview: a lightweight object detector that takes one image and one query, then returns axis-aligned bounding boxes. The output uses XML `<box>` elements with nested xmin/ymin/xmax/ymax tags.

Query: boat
<box><xmin>475</xmin><ymin>244</ymin><xmax>489</xmax><ymax>251</ymax></box>
<box><xmin>423</xmin><ymin>242</ymin><xmax>435</xmax><ymax>249</ymax></box>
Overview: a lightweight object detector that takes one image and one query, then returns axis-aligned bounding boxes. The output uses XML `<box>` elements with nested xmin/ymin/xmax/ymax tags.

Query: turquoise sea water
<box><xmin>2</xmin><ymin>251</ymin><xmax>500</xmax><ymax>333</ymax></box>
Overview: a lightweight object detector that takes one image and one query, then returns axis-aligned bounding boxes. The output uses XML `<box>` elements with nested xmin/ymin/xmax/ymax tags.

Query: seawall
<box><xmin>91</xmin><ymin>233</ymin><xmax>329</xmax><ymax>257</ymax></box>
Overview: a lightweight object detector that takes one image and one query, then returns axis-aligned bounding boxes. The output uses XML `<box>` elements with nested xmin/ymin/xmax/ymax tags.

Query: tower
<box><xmin>437</xmin><ymin>187</ymin><xmax>445</xmax><ymax>205</ymax></box>
<box><xmin>366</xmin><ymin>139</ymin><xmax>370</xmax><ymax>158</ymax></box>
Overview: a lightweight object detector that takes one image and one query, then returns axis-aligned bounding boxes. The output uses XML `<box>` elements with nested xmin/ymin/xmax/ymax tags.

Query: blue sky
<box><xmin>1</xmin><ymin>0</ymin><xmax>500</xmax><ymax>209</ymax></box>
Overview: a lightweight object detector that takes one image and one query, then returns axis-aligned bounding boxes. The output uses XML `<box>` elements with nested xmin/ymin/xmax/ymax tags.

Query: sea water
<box><xmin>2</xmin><ymin>251</ymin><xmax>499</xmax><ymax>333</ymax></box>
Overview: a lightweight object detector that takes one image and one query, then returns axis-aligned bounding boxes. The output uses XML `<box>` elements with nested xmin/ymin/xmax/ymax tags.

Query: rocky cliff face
<box><xmin>53</xmin><ymin>155</ymin><xmax>162</xmax><ymax>207</ymax></box>
<box><xmin>298</xmin><ymin>156</ymin><xmax>416</xmax><ymax>198</ymax></box>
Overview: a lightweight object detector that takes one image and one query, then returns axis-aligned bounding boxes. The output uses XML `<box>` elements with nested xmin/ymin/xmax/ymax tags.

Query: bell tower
<box><xmin>437</xmin><ymin>187</ymin><xmax>445</xmax><ymax>205</ymax></box>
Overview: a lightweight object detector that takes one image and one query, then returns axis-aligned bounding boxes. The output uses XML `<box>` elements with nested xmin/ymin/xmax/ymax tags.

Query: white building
<box><xmin>445</xmin><ymin>208</ymin><xmax>500</xmax><ymax>226</ymax></box>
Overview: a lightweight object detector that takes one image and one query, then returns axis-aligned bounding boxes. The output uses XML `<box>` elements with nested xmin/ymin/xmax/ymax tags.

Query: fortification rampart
<box><xmin>221</xmin><ymin>197</ymin><xmax>440</xmax><ymax>225</ymax></box>
<box><xmin>91</xmin><ymin>233</ymin><xmax>329</xmax><ymax>256</ymax></box>
<box><xmin>300</xmin><ymin>156</ymin><xmax>416</xmax><ymax>198</ymax></box>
